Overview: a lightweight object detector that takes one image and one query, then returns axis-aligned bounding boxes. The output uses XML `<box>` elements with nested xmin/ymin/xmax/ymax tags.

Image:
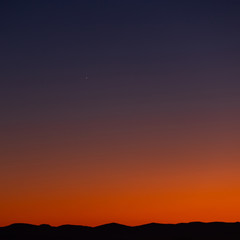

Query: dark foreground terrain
<box><xmin>1</xmin><ymin>222</ymin><xmax>240</xmax><ymax>239</ymax></box>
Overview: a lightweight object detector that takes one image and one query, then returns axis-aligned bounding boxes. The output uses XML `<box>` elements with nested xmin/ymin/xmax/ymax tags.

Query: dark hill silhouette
<box><xmin>1</xmin><ymin>222</ymin><xmax>240</xmax><ymax>239</ymax></box>
<box><xmin>95</xmin><ymin>222</ymin><xmax>131</xmax><ymax>231</ymax></box>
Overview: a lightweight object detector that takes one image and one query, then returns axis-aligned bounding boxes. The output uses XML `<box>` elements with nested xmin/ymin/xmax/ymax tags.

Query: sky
<box><xmin>1</xmin><ymin>0</ymin><xmax>240</xmax><ymax>226</ymax></box>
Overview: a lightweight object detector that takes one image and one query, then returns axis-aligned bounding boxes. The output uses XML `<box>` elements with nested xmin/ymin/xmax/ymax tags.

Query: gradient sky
<box><xmin>1</xmin><ymin>0</ymin><xmax>240</xmax><ymax>226</ymax></box>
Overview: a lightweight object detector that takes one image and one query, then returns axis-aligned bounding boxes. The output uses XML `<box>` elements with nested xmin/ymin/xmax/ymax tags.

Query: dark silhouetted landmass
<box><xmin>1</xmin><ymin>222</ymin><xmax>240</xmax><ymax>239</ymax></box>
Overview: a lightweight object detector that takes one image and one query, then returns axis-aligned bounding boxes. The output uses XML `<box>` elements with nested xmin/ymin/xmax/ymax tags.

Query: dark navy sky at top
<box><xmin>1</xmin><ymin>0</ymin><xmax>240</xmax><ymax>145</ymax></box>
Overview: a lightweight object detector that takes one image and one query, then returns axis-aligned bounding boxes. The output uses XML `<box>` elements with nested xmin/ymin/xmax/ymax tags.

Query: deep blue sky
<box><xmin>1</xmin><ymin>0</ymin><xmax>240</xmax><ymax>132</ymax></box>
<box><xmin>1</xmin><ymin>0</ymin><xmax>240</xmax><ymax>148</ymax></box>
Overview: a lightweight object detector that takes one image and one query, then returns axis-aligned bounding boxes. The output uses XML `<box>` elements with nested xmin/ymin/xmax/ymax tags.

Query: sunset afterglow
<box><xmin>1</xmin><ymin>0</ymin><xmax>240</xmax><ymax>227</ymax></box>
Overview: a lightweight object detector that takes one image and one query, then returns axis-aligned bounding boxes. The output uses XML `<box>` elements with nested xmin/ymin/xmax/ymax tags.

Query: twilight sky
<box><xmin>1</xmin><ymin>0</ymin><xmax>240</xmax><ymax>226</ymax></box>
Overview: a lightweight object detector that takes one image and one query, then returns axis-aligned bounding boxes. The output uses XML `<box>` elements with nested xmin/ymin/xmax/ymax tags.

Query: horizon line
<box><xmin>2</xmin><ymin>221</ymin><xmax>240</xmax><ymax>228</ymax></box>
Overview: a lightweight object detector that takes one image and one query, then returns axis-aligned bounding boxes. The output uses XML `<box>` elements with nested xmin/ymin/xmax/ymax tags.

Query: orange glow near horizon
<box><xmin>1</xmin><ymin>138</ymin><xmax>240</xmax><ymax>227</ymax></box>
<box><xmin>2</xmin><ymin>179</ymin><xmax>240</xmax><ymax>227</ymax></box>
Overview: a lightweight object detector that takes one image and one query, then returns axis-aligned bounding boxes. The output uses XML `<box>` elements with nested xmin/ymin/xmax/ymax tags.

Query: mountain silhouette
<box><xmin>1</xmin><ymin>222</ymin><xmax>240</xmax><ymax>239</ymax></box>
